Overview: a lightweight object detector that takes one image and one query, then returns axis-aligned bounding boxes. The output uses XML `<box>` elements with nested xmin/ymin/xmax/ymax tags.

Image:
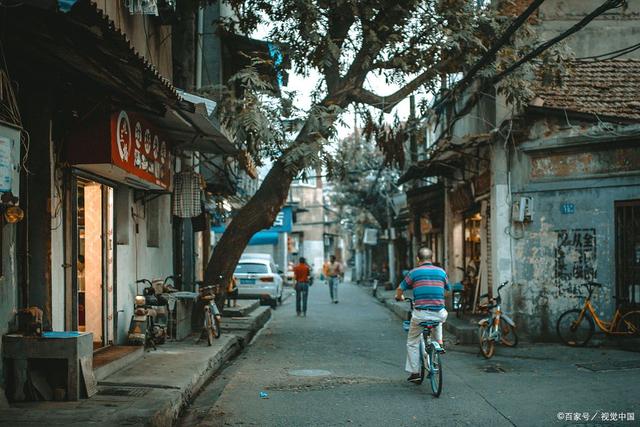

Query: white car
<box><xmin>234</xmin><ymin>255</ymin><xmax>284</xmax><ymax>308</ymax></box>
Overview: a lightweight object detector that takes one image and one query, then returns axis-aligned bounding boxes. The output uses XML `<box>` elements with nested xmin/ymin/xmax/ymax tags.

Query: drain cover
<box><xmin>288</xmin><ymin>369</ymin><xmax>332</xmax><ymax>377</ymax></box>
<box><xmin>98</xmin><ymin>387</ymin><xmax>149</xmax><ymax>397</ymax></box>
<box><xmin>576</xmin><ymin>360</ymin><xmax>640</xmax><ymax>372</ymax></box>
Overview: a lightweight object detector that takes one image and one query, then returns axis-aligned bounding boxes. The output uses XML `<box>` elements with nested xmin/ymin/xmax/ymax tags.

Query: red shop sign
<box><xmin>111</xmin><ymin>110</ymin><xmax>171</xmax><ymax>190</ymax></box>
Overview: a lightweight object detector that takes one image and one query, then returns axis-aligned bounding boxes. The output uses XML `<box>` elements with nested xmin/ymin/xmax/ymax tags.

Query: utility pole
<box><xmin>409</xmin><ymin>95</ymin><xmax>419</xmax><ymax>262</ymax></box>
<box><xmin>385</xmin><ymin>188</ymin><xmax>396</xmax><ymax>285</ymax></box>
<box><xmin>353</xmin><ymin>108</ymin><xmax>365</xmax><ymax>284</ymax></box>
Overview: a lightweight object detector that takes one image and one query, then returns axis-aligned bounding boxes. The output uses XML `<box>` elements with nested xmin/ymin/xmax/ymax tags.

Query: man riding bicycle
<box><xmin>396</xmin><ymin>247</ymin><xmax>450</xmax><ymax>383</ymax></box>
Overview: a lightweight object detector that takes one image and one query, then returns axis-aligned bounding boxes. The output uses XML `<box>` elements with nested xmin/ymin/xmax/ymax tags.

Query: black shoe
<box><xmin>334</xmin><ymin>301</ymin><xmax>339</xmax><ymax>304</ymax></box>
<box><xmin>407</xmin><ymin>373</ymin><xmax>422</xmax><ymax>383</ymax></box>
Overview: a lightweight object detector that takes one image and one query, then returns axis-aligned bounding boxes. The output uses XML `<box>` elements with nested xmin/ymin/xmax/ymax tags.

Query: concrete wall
<box><xmin>503</xmin><ymin>119</ymin><xmax>640</xmax><ymax>339</ymax></box>
<box><xmin>539</xmin><ymin>1</ymin><xmax>640</xmax><ymax>59</ymax></box>
<box><xmin>94</xmin><ymin>0</ymin><xmax>173</xmax><ymax>80</ymax></box>
<box><xmin>115</xmin><ymin>190</ymin><xmax>174</xmax><ymax>344</ymax></box>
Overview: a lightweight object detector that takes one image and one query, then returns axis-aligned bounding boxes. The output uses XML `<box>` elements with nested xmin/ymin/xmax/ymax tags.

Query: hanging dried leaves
<box><xmin>362</xmin><ymin>111</ymin><xmax>406</xmax><ymax>169</ymax></box>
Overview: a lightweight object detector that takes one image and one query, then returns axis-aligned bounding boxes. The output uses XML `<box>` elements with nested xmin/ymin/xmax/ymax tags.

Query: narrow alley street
<box><xmin>180</xmin><ymin>281</ymin><xmax>640</xmax><ymax>427</ymax></box>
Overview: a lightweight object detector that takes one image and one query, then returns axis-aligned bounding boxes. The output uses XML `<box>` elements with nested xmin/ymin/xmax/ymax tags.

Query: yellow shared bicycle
<box><xmin>556</xmin><ymin>282</ymin><xmax>640</xmax><ymax>346</ymax></box>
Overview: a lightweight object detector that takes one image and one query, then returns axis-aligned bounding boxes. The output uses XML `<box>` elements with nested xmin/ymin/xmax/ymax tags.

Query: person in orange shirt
<box><xmin>293</xmin><ymin>257</ymin><xmax>311</xmax><ymax>317</ymax></box>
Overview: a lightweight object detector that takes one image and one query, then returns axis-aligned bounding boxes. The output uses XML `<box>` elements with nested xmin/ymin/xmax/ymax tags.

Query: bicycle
<box><xmin>478</xmin><ymin>281</ymin><xmax>518</xmax><ymax>359</ymax></box>
<box><xmin>556</xmin><ymin>282</ymin><xmax>640</xmax><ymax>346</ymax></box>
<box><xmin>401</xmin><ymin>297</ymin><xmax>445</xmax><ymax>397</ymax></box>
<box><xmin>452</xmin><ymin>266</ymin><xmax>477</xmax><ymax>319</ymax></box>
<box><xmin>196</xmin><ymin>278</ymin><xmax>223</xmax><ymax>346</ymax></box>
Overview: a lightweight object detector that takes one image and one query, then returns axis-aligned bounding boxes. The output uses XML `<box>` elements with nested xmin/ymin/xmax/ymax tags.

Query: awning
<box><xmin>398</xmin><ymin>133</ymin><xmax>492</xmax><ymax>184</ymax></box>
<box><xmin>3</xmin><ymin>1</ymin><xmax>237</xmax><ymax>156</ymax></box>
<box><xmin>168</xmin><ymin>91</ymin><xmax>237</xmax><ymax>155</ymax></box>
<box><xmin>3</xmin><ymin>1</ymin><xmax>181</xmax><ymax>115</ymax></box>
<box><xmin>248</xmin><ymin>231</ymin><xmax>279</xmax><ymax>246</ymax></box>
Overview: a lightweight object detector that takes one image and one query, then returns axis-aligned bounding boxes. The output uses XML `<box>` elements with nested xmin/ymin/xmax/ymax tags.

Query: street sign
<box><xmin>560</xmin><ymin>203</ymin><xmax>575</xmax><ymax>215</ymax></box>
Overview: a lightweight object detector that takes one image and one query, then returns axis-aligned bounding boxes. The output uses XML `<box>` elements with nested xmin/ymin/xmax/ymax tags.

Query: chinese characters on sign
<box><xmin>111</xmin><ymin>110</ymin><xmax>171</xmax><ymax>190</ymax></box>
<box><xmin>554</xmin><ymin>228</ymin><xmax>596</xmax><ymax>294</ymax></box>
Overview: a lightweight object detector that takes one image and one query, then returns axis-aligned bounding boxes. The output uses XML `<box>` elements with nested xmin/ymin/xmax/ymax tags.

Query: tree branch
<box><xmin>352</xmin><ymin>56</ymin><xmax>454</xmax><ymax>112</ymax></box>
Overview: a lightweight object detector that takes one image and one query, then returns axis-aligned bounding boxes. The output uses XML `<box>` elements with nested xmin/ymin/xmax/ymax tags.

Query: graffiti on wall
<box><xmin>554</xmin><ymin>228</ymin><xmax>596</xmax><ymax>294</ymax></box>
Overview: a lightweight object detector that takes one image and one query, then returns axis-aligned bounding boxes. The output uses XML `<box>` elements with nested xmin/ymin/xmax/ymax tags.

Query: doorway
<box><xmin>75</xmin><ymin>177</ymin><xmax>115</xmax><ymax>350</ymax></box>
<box><xmin>615</xmin><ymin>200</ymin><xmax>640</xmax><ymax>307</ymax></box>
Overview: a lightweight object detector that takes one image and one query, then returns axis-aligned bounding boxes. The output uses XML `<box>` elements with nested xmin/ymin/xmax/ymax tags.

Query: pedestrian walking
<box><xmin>293</xmin><ymin>257</ymin><xmax>311</xmax><ymax>316</ymax></box>
<box><xmin>395</xmin><ymin>247</ymin><xmax>450</xmax><ymax>383</ymax></box>
<box><xmin>326</xmin><ymin>255</ymin><xmax>343</xmax><ymax>304</ymax></box>
<box><xmin>226</xmin><ymin>276</ymin><xmax>238</xmax><ymax>308</ymax></box>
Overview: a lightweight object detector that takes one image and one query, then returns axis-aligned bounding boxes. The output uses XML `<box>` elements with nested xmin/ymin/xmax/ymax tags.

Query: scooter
<box><xmin>127</xmin><ymin>279</ymin><xmax>168</xmax><ymax>349</ymax></box>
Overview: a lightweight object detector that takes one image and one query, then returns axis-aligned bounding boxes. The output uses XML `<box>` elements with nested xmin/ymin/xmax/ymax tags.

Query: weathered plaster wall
<box><xmin>115</xmin><ymin>190</ymin><xmax>173</xmax><ymax>344</ymax></box>
<box><xmin>509</xmin><ymin>182</ymin><xmax>639</xmax><ymax>339</ymax></box>
<box><xmin>504</xmin><ymin>120</ymin><xmax>640</xmax><ymax>339</ymax></box>
<box><xmin>539</xmin><ymin>1</ymin><xmax>640</xmax><ymax>60</ymax></box>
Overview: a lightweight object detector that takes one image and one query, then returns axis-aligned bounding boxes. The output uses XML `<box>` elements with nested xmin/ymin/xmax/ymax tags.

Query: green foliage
<box><xmin>214</xmin><ymin>0</ymin><xmax>570</xmax><ymax>173</ymax></box>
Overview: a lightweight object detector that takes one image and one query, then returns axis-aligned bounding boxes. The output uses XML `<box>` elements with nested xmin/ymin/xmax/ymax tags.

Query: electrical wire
<box><xmin>576</xmin><ymin>41</ymin><xmax>640</xmax><ymax>61</ymax></box>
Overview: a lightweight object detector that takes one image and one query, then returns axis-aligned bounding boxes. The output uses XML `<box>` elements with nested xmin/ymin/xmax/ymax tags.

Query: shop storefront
<box><xmin>65</xmin><ymin>109</ymin><xmax>173</xmax><ymax>348</ymax></box>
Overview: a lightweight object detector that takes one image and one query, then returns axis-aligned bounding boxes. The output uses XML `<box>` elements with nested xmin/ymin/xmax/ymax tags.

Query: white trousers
<box><xmin>405</xmin><ymin>308</ymin><xmax>448</xmax><ymax>373</ymax></box>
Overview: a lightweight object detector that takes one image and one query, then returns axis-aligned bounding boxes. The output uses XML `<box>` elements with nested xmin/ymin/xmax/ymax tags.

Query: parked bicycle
<box><xmin>478</xmin><ymin>281</ymin><xmax>518</xmax><ymax>359</ymax></box>
<box><xmin>451</xmin><ymin>266</ymin><xmax>477</xmax><ymax>319</ymax></box>
<box><xmin>402</xmin><ymin>297</ymin><xmax>445</xmax><ymax>397</ymax></box>
<box><xmin>556</xmin><ymin>282</ymin><xmax>640</xmax><ymax>346</ymax></box>
<box><xmin>196</xmin><ymin>277</ymin><xmax>223</xmax><ymax>346</ymax></box>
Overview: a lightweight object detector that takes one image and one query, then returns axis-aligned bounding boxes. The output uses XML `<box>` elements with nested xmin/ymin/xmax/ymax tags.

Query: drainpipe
<box><xmin>195</xmin><ymin>7</ymin><xmax>204</xmax><ymax>89</ymax></box>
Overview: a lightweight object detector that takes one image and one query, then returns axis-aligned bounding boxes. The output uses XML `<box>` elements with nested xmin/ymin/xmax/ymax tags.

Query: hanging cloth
<box><xmin>172</xmin><ymin>171</ymin><xmax>202</xmax><ymax>218</ymax></box>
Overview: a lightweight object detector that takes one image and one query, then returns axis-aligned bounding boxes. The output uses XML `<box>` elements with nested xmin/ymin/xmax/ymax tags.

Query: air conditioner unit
<box><xmin>512</xmin><ymin>196</ymin><xmax>533</xmax><ymax>222</ymax></box>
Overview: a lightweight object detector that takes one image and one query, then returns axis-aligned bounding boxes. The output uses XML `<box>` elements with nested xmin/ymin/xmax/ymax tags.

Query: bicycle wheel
<box><xmin>456</xmin><ymin>294</ymin><xmax>465</xmax><ymax>319</ymax></box>
<box><xmin>204</xmin><ymin>311</ymin><xmax>214</xmax><ymax>346</ymax></box>
<box><xmin>557</xmin><ymin>309</ymin><xmax>595</xmax><ymax>346</ymax></box>
<box><xmin>616</xmin><ymin>311</ymin><xmax>640</xmax><ymax>336</ymax></box>
<box><xmin>479</xmin><ymin>322</ymin><xmax>495</xmax><ymax>359</ymax></box>
<box><xmin>428</xmin><ymin>346</ymin><xmax>442</xmax><ymax>397</ymax></box>
<box><xmin>500</xmin><ymin>319</ymin><xmax>518</xmax><ymax>347</ymax></box>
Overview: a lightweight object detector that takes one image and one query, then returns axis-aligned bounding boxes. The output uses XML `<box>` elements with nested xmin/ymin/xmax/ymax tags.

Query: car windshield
<box><xmin>235</xmin><ymin>263</ymin><xmax>269</xmax><ymax>274</ymax></box>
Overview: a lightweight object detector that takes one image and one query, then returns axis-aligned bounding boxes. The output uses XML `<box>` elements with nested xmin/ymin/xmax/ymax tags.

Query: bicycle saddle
<box><xmin>419</xmin><ymin>321</ymin><xmax>440</xmax><ymax>328</ymax></box>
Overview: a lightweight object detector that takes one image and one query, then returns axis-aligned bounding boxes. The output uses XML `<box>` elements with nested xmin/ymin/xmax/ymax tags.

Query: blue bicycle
<box><xmin>402</xmin><ymin>298</ymin><xmax>444</xmax><ymax>397</ymax></box>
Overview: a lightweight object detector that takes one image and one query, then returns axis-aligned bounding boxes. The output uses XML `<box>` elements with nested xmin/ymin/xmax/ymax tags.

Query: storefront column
<box><xmin>18</xmin><ymin>84</ymin><xmax>52</xmax><ymax>326</ymax></box>
<box><xmin>490</xmin><ymin>141</ymin><xmax>513</xmax><ymax>289</ymax></box>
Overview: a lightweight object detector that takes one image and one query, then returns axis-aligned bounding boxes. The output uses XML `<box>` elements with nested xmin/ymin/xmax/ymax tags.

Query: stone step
<box><xmin>444</xmin><ymin>314</ymin><xmax>483</xmax><ymax>345</ymax></box>
<box><xmin>93</xmin><ymin>345</ymin><xmax>144</xmax><ymax>382</ymax></box>
<box><xmin>222</xmin><ymin>299</ymin><xmax>260</xmax><ymax>317</ymax></box>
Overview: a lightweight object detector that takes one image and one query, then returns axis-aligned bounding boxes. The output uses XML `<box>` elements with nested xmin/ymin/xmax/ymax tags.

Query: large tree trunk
<box><xmin>204</xmin><ymin>94</ymin><xmax>348</xmax><ymax>308</ymax></box>
<box><xmin>204</xmin><ymin>158</ymin><xmax>295</xmax><ymax>308</ymax></box>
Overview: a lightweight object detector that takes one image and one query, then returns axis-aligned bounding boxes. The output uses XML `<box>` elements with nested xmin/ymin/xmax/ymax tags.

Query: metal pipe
<box><xmin>195</xmin><ymin>7</ymin><xmax>204</xmax><ymax>89</ymax></box>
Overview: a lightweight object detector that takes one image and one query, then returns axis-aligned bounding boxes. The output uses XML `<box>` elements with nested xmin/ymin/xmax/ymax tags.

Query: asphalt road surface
<box><xmin>180</xmin><ymin>280</ymin><xmax>640</xmax><ymax>427</ymax></box>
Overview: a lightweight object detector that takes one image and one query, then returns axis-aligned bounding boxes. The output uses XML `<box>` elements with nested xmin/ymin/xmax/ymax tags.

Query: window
<box><xmin>234</xmin><ymin>263</ymin><xmax>268</xmax><ymax>274</ymax></box>
<box><xmin>146</xmin><ymin>197</ymin><xmax>160</xmax><ymax>247</ymax></box>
